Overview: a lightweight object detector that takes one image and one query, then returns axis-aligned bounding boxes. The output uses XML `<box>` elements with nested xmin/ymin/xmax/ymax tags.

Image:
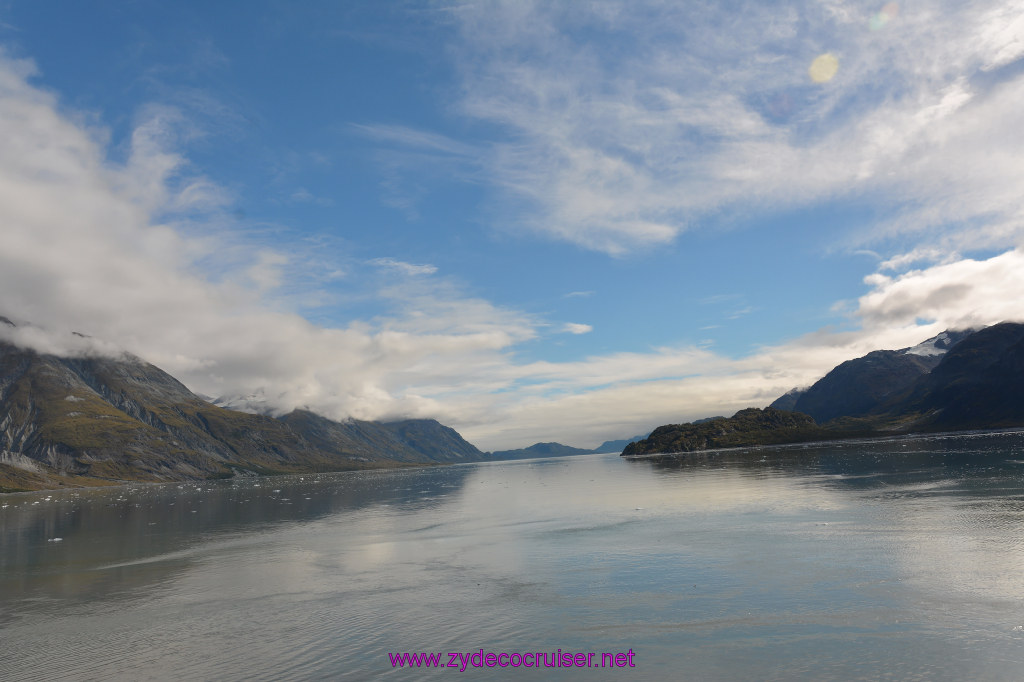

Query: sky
<box><xmin>1</xmin><ymin>0</ymin><xmax>1023</xmax><ymax>451</ymax></box>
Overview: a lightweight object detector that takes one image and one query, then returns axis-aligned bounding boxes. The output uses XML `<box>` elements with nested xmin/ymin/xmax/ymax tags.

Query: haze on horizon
<box><xmin>2</xmin><ymin>1</ymin><xmax>1023</xmax><ymax>451</ymax></box>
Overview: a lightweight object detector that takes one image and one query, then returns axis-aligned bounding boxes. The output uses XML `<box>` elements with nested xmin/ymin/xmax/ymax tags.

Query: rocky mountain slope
<box><xmin>0</xmin><ymin>335</ymin><xmax>483</xmax><ymax>492</ymax></box>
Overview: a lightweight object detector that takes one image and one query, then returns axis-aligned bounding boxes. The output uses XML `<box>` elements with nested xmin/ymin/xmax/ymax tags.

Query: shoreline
<box><xmin>621</xmin><ymin>425</ymin><xmax>1024</xmax><ymax>460</ymax></box>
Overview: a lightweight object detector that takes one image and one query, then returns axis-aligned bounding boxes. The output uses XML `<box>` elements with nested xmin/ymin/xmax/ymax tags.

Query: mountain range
<box><xmin>489</xmin><ymin>436</ymin><xmax>645</xmax><ymax>460</ymax></box>
<box><xmin>10</xmin><ymin>317</ymin><xmax>1020</xmax><ymax>488</ymax></box>
<box><xmin>624</xmin><ymin>323</ymin><xmax>1024</xmax><ymax>456</ymax></box>
<box><xmin>0</xmin><ymin>320</ymin><xmax>487</xmax><ymax>492</ymax></box>
<box><xmin>0</xmin><ymin>317</ymin><xmax>645</xmax><ymax>492</ymax></box>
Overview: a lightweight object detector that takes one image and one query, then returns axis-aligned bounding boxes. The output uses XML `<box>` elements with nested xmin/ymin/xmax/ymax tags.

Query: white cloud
<box><xmin>856</xmin><ymin>249</ymin><xmax>1024</xmax><ymax>330</ymax></box>
<box><xmin>560</xmin><ymin>323</ymin><xmax>592</xmax><ymax>335</ymax></box>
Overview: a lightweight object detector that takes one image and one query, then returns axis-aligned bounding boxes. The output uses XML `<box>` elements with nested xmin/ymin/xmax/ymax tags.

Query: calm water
<box><xmin>4</xmin><ymin>432</ymin><xmax>1024</xmax><ymax>680</ymax></box>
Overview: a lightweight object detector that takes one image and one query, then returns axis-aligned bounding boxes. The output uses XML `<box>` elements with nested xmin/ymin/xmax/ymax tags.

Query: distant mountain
<box><xmin>590</xmin><ymin>435</ymin><xmax>647</xmax><ymax>453</ymax></box>
<box><xmin>626</xmin><ymin>325</ymin><xmax>1024</xmax><ymax>456</ymax></box>
<box><xmin>490</xmin><ymin>442</ymin><xmax>593</xmax><ymax>460</ymax></box>
<box><xmin>0</xmin><ymin>334</ymin><xmax>483</xmax><ymax>492</ymax></box>
<box><xmin>490</xmin><ymin>435</ymin><xmax>647</xmax><ymax>460</ymax></box>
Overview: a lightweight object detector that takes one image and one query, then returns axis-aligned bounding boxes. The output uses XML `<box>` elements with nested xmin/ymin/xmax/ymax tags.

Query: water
<box><xmin>4</xmin><ymin>431</ymin><xmax>1024</xmax><ymax>680</ymax></box>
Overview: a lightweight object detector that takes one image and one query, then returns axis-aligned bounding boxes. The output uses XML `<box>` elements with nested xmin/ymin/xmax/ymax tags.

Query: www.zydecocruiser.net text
<box><xmin>389</xmin><ymin>649</ymin><xmax>637</xmax><ymax>671</ymax></box>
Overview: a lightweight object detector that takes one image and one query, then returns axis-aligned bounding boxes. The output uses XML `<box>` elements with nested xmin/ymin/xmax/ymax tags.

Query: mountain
<box><xmin>0</xmin><ymin>336</ymin><xmax>483</xmax><ymax>492</ymax></box>
<box><xmin>772</xmin><ymin>330</ymin><xmax>975</xmax><ymax>423</ymax></box>
<box><xmin>490</xmin><ymin>435</ymin><xmax>648</xmax><ymax>460</ymax></box>
<box><xmin>274</xmin><ymin>410</ymin><xmax>481</xmax><ymax>464</ymax></box>
<box><xmin>786</xmin><ymin>350</ymin><xmax>938</xmax><ymax>422</ymax></box>
<box><xmin>877</xmin><ymin>323</ymin><xmax>1024</xmax><ymax>429</ymax></box>
<box><xmin>591</xmin><ymin>435</ymin><xmax>647</xmax><ymax>453</ymax></box>
<box><xmin>377</xmin><ymin>418</ymin><xmax>486</xmax><ymax>462</ymax></box>
<box><xmin>490</xmin><ymin>442</ymin><xmax>594</xmax><ymax>460</ymax></box>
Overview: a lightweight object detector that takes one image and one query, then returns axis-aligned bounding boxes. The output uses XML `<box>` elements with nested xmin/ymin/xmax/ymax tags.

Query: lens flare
<box><xmin>809</xmin><ymin>53</ymin><xmax>839</xmax><ymax>83</ymax></box>
<box><xmin>870</xmin><ymin>2</ymin><xmax>900</xmax><ymax>31</ymax></box>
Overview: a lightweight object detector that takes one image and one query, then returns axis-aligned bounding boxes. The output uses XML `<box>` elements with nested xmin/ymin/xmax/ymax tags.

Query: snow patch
<box><xmin>905</xmin><ymin>332</ymin><xmax>950</xmax><ymax>356</ymax></box>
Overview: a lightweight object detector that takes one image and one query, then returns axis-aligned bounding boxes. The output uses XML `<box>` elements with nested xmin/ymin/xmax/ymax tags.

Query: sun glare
<box><xmin>870</xmin><ymin>3</ymin><xmax>900</xmax><ymax>31</ymax></box>
<box><xmin>809</xmin><ymin>52</ymin><xmax>840</xmax><ymax>83</ymax></box>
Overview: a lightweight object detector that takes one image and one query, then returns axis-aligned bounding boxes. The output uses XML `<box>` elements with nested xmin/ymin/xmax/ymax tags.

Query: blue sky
<box><xmin>2</xmin><ymin>1</ymin><xmax>1024</xmax><ymax>449</ymax></box>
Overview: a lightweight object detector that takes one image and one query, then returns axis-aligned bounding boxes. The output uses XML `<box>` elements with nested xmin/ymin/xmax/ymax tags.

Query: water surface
<box><xmin>4</xmin><ymin>431</ymin><xmax>1024</xmax><ymax>680</ymax></box>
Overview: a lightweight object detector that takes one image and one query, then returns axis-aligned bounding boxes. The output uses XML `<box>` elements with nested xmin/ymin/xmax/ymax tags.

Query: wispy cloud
<box><xmin>288</xmin><ymin>187</ymin><xmax>333</xmax><ymax>206</ymax></box>
<box><xmin>435</xmin><ymin>0</ymin><xmax>1024</xmax><ymax>258</ymax></box>
<box><xmin>368</xmin><ymin>257</ymin><xmax>439</xmax><ymax>277</ymax></box>
<box><xmin>699</xmin><ymin>294</ymin><xmax>742</xmax><ymax>306</ymax></box>
<box><xmin>353</xmin><ymin>123</ymin><xmax>484</xmax><ymax>220</ymax></box>
<box><xmin>353</xmin><ymin>123</ymin><xmax>479</xmax><ymax>157</ymax></box>
<box><xmin>727</xmin><ymin>306</ymin><xmax>755</xmax><ymax>320</ymax></box>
